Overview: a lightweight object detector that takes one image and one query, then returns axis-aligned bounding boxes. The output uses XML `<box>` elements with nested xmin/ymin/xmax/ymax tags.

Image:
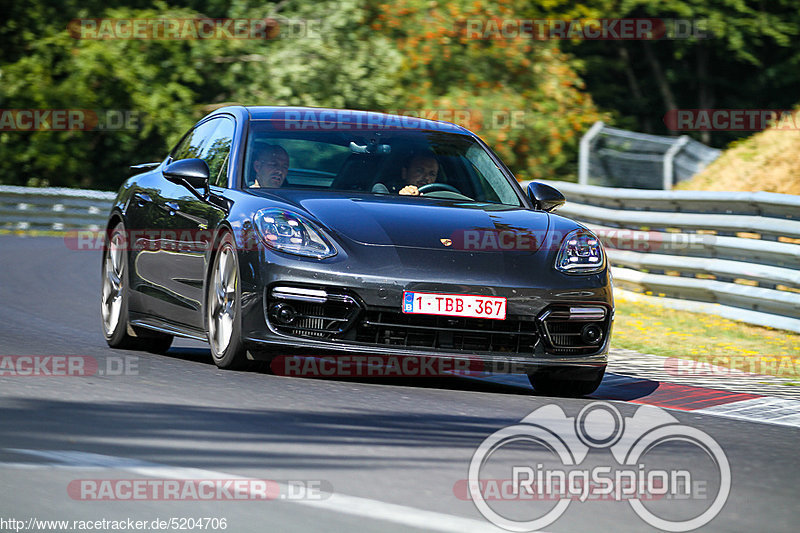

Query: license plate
<box><xmin>402</xmin><ymin>291</ymin><xmax>506</xmax><ymax>320</ymax></box>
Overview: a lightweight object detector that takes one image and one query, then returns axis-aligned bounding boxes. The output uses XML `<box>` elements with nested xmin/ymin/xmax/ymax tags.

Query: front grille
<box><xmin>264</xmin><ymin>286</ymin><xmax>609</xmax><ymax>358</ymax></box>
<box><xmin>271</xmin><ymin>301</ymin><xmax>355</xmax><ymax>337</ymax></box>
<box><xmin>538</xmin><ymin>306</ymin><xmax>609</xmax><ymax>355</ymax></box>
<box><xmin>265</xmin><ymin>288</ymin><xmax>361</xmax><ymax>339</ymax></box>
<box><xmin>354</xmin><ymin>311</ymin><xmax>539</xmax><ymax>354</ymax></box>
<box><xmin>547</xmin><ymin>321</ymin><xmax>584</xmax><ymax>347</ymax></box>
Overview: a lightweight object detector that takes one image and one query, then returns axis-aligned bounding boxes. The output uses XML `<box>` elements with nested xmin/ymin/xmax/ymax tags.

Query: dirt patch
<box><xmin>677</xmin><ymin>126</ymin><xmax>800</xmax><ymax>195</ymax></box>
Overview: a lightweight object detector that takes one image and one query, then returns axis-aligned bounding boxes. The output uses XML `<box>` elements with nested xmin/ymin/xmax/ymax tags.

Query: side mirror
<box><xmin>527</xmin><ymin>182</ymin><xmax>565</xmax><ymax>212</ymax></box>
<box><xmin>163</xmin><ymin>158</ymin><xmax>209</xmax><ymax>190</ymax></box>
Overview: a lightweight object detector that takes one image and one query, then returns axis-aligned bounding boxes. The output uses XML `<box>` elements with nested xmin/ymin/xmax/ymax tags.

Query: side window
<box><xmin>171</xmin><ymin>117</ymin><xmax>235</xmax><ymax>188</ymax></box>
<box><xmin>204</xmin><ymin>119</ymin><xmax>234</xmax><ymax>187</ymax></box>
<box><xmin>172</xmin><ymin>120</ymin><xmax>219</xmax><ymax>161</ymax></box>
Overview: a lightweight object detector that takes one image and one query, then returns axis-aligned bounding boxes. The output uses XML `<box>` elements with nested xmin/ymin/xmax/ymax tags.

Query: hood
<box><xmin>251</xmin><ymin>190</ymin><xmax>550</xmax><ymax>252</ymax></box>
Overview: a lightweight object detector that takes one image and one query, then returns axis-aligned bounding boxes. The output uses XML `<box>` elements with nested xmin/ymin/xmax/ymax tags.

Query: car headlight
<box><xmin>555</xmin><ymin>229</ymin><xmax>605</xmax><ymax>274</ymax></box>
<box><xmin>253</xmin><ymin>208</ymin><xmax>336</xmax><ymax>259</ymax></box>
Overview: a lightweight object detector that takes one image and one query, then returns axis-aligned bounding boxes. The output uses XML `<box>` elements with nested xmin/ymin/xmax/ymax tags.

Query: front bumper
<box><xmin>237</xmin><ymin>243</ymin><xmax>613</xmax><ymax>373</ymax></box>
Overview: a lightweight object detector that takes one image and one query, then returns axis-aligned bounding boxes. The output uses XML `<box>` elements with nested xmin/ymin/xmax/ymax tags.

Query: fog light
<box><xmin>271</xmin><ymin>303</ymin><xmax>297</xmax><ymax>325</ymax></box>
<box><xmin>581</xmin><ymin>324</ymin><xmax>603</xmax><ymax>345</ymax></box>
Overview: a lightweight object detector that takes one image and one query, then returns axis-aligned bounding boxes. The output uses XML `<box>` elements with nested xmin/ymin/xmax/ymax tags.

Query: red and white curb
<box><xmin>694</xmin><ymin>397</ymin><xmax>800</xmax><ymax>427</ymax></box>
<box><xmin>471</xmin><ymin>349</ymin><xmax>800</xmax><ymax>429</ymax></box>
<box><xmin>592</xmin><ymin>373</ymin><xmax>800</xmax><ymax>428</ymax></box>
<box><xmin>607</xmin><ymin>348</ymin><xmax>800</xmax><ymax>400</ymax></box>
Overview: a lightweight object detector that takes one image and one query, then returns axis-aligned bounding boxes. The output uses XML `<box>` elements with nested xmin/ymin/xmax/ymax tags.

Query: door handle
<box><xmin>133</xmin><ymin>192</ymin><xmax>152</xmax><ymax>207</ymax></box>
<box><xmin>165</xmin><ymin>201</ymin><xmax>180</xmax><ymax>215</ymax></box>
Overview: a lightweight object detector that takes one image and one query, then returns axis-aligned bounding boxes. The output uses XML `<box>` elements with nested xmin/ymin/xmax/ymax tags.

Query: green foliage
<box><xmin>368</xmin><ymin>0</ymin><xmax>608</xmax><ymax>181</ymax></box>
<box><xmin>526</xmin><ymin>0</ymin><xmax>800</xmax><ymax>145</ymax></box>
<box><xmin>0</xmin><ymin>0</ymin><xmax>403</xmax><ymax>189</ymax></box>
<box><xmin>1</xmin><ymin>0</ymin><xmax>798</xmax><ymax>188</ymax></box>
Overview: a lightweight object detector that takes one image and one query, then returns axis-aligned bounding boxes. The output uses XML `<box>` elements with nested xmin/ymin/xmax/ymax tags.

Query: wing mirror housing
<box><xmin>527</xmin><ymin>182</ymin><xmax>566</xmax><ymax>212</ymax></box>
<box><xmin>163</xmin><ymin>158</ymin><xmax>210</xmax><ymax>191</ymax></box>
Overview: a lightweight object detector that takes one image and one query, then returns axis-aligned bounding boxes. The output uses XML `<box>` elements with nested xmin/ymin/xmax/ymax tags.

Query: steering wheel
<box><xmin>418</xmin><ymin>183</ymin><xmax>461</xmax><ymax>195</ymax></box>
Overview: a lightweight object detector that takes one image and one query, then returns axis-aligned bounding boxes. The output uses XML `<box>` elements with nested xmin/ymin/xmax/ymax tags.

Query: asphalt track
<box><xmin>0</xmin><ymin>235</ymin><xmax>797</xmax><ymax>532</ymax></box>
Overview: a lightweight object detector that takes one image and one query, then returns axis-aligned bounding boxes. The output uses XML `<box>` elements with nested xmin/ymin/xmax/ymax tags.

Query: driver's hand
<box><xmin>399</xmin><ymin>185</ymin><xmax>421</xmax><ymax>196</ymax></box>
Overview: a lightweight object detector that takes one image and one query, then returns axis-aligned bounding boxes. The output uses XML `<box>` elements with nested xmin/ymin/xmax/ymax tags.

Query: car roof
<box><xmin>235</xmin><ymin>106</ymin><xmax>472</xmax><ymax>135</ymax></box>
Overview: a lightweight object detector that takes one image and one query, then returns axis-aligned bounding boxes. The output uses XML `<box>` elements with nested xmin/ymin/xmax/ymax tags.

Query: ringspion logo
<box><xmin>467</xmin><ymin>402</ymin><xmax>730</xmax><ymax>531</ymax></box>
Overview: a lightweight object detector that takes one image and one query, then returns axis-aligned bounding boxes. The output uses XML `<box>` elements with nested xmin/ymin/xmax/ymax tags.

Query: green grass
<box><xmin>0</xmin><ymin>228</ymin><xmax>72</xmax><ymax>237</ymax></box>
<box><xmin>612</xmin><ymin>293</ymin><xmax>800</xmax><ymax>382</ymax></box>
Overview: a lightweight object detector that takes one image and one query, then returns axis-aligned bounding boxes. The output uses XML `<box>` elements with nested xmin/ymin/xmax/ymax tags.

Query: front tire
<box><xmin>101</xmin><ymin>221</ymin><xmax>173</xmax><ymax>353</ymax></box>
<box><xmin>207</xmin><ymin>232</ymin><xmax>248</xmax><ymax>369</ymax></box>
<box><xmin>528</xmin><ymin>365</ymin><xmax>606</xmax><ymax>397</ymax></box>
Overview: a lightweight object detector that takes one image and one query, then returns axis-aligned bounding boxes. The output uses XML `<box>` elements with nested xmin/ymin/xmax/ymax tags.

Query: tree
<box><xmin>0</xmin><ymin>0</ymin><xmax>404</xmax><ymax>189</ymax></box>
<box><xmin>368</xmin><ymin>0</ymin><xmax>607</xmax><ymax>180</ymax></box>
<box><xmin>524</xmin><ymin>0</ymin><xmax>800</xmax><ymax>146</ymax></box>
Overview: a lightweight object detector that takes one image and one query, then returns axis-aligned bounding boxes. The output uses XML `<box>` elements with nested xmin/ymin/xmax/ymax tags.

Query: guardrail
<box><xmin>0</xmin><ymin>185</ymin><xmax>114</xmax><ymax>231</ymax></box>
<box><xmin>3</xmin><ymin>183</ymin><xmax>799</xmax><ymax>333</ymax></box>
<box><xmin>534</xmin><ymin>180</ymin><xmax>800</xmax><ymax>333</ymax></box>
<box><xmin>578</xmin><ymin>121</ymin><xmax>721</xmax><ymax>189</ymax></box>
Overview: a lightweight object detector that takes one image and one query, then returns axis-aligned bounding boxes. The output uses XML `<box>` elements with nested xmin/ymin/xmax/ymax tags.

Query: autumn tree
<box><xmin>368</xmin><ymin>0</ymin><xmax>607</xmax><ymax>180</ymax></box>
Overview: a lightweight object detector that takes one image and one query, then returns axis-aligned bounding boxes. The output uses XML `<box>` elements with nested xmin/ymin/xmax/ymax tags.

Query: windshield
<box><xmin>244</xmin><ymin>121</ymin><xmax>523</xmax><ymax>207</ymax></box>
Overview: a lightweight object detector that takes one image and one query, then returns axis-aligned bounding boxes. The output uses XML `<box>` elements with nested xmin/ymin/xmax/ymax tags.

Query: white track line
<box><xmin>5</xmin><ymin>449</ymin><xmax>511</xmax><ymax>533</ymax></box>
<box><xmin>695</xmin><ymin>397</ymin><xmax>800</xmax><ymax>428</ymax></box>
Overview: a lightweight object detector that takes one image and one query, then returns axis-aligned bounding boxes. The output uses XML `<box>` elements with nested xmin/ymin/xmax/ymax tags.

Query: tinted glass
<box><xmin>244</xmin><ymin>122</ymin><xmax>523</xmax><ymax>207</ymax></box>
<box><xmin>204</xmin><ymin>119</ymin><xmax>234</xmax><ymax>187</ymax></box>
<box><xmin>172</xmin><ymin>117</ymin><xmax>235</xmax><ymax>187</ymax></box>
<box><xmin>172</xmin><ymin>120</ymin><xmax>218</xmax><ymax>161</ymax></box>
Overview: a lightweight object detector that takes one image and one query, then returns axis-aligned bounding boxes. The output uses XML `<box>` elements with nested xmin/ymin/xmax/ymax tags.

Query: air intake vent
<box><xmin>354</xmin><ymin>311</ymin><xmax>539</xmax><ymax>354</ymax></box>
<box><xmin>266</xmin><ymin>286</ymin><xmax>361</xmax><ymax>339</ymax></box>
<box><xmin>538</xmin><ymin>306</ymin><xmax>608</xmax><ymax>355</ymax></box>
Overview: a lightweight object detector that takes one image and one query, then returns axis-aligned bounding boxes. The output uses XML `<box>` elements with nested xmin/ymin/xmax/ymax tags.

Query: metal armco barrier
<box><xmin>531</xmin><ymin>180</ymin><xmax>800</xmax><ymax>333</ymax></box>
<box><xmin>0</xmin><ymin>185</ymin><xmax>114</xmax><ymax>231</ymax></box>
<box><xmin>3</xmin><ymin>183</ymin><xmax>799</xmax><ymax>332</ymax></box>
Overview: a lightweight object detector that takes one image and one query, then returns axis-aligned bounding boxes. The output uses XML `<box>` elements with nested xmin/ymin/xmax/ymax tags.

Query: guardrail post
<box><xmin>662</xmin><ymin>135</ymin><xmax>689</xmax><ymax>190</ymax></box>
<box><xmin>578</xmin><ymin>121</ymin><xmax>605</xmax><ymax>186</ymax></box>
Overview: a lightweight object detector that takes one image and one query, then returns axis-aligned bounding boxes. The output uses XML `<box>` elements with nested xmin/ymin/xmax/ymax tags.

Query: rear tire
<box><xmin>207</xmin><ymin>231</ymin><xmax>249</xmax><ymax>369</ymax></box>
<box><xmin>528</xmin><ymin>365</ymin><xmax>606</xmax><ymax>397</ymax></box>
<box><xmin>101</xmin><ymin>221</ymin><xmax>173</xmax><ymax>352</ymax></box>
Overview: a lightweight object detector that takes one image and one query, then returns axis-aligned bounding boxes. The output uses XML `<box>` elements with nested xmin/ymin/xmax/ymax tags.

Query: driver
<box><xmin>250</xmin><ymin>144</ymin><xmax>290</xmax><ymax>188</ymax></box>
<box><xmin>398</xmin><ymin>152</ymin><xmax>439</xmax><ymax>196</ymax></box>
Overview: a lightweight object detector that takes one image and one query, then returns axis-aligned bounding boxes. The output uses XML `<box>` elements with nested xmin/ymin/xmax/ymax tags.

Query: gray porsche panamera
<box><xmin>101</xmin><ymin>106</ymin><xmax>613</xmax><ymax>396</ymax></box>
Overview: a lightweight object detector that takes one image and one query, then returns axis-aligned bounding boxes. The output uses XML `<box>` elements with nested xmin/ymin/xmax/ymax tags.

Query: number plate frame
<box><xmin>402</xmin><ymin>291</ymin><xmax>507</xmax><ymax>320</ymax></box>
